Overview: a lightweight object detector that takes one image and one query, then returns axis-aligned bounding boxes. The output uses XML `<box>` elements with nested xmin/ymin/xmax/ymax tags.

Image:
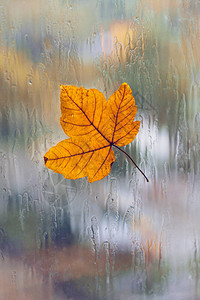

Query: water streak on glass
<box><xmin>0</xmin><ymin>0</ymin><xmax>200</xmax><ymax>299</ymax></box>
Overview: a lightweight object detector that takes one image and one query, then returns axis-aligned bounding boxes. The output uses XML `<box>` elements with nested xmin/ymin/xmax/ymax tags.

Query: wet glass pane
<box><xmin>0</xmin><ymin>0</ymin><xmax>200</xmax><ymax>299</ymax></box>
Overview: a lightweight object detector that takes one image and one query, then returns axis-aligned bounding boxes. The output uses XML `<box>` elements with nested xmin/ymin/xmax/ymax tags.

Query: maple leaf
<box><xmin>44</xmin><ymin>83</ymin><xmax>149</xmax><ymax>183</ymax></box>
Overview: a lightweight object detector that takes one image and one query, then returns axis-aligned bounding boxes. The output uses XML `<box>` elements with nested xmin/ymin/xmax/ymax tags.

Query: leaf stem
<box><xmin>113</xmin><ymin>145</ymin><xmax>149</xmax><ymax>182</ymax></box>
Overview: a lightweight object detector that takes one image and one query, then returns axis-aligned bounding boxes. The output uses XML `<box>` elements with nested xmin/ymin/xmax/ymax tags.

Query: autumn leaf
<box><xmin>44</xmin><ymin>83</ymin><xmax>148</xmax><ymax>183</ymax></box>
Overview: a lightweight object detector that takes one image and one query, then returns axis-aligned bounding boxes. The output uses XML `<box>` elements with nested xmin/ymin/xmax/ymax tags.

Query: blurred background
<box><xmin>0</xmin><ymin>0</ymin><xmax>200</xmax><ymax>299</ymax></box>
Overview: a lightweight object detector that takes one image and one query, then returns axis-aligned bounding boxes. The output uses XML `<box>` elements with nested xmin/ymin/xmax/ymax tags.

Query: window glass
<box><xmin>0</xmin><ymin>1</ymin><xmax>200</xmax><ymax>299</ymax></box>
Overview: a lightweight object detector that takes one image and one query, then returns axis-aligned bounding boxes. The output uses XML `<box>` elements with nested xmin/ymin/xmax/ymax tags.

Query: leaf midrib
<box><xmin>46</xmin><ymin>144</ymin><xmax>111</xmax><ymax>160</ymax></box>
<box><xmin>65</xmin><ymin>90</ymin><xmax>114</xmax><ymax>145</ymax></box>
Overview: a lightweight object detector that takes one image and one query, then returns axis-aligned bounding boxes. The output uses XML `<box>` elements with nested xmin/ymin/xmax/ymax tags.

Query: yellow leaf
<box><xmin>44</xmin><ymin>83</ymin><xmax>148</xmax><ymax>182</ymax></box>
<box><xmin>44</xmin><ymin>136</ymin><xmax>115</xmax><ymax>182</ymax></box>
<box><xmin>60</xmin><ymin>85</ymin><xmax>107</xmax><ymax>138</ymax></box>
<box><xmin>103</xmin><ymin>83</ymin><xmax>140</xmax><ymax>147</ymax></box>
